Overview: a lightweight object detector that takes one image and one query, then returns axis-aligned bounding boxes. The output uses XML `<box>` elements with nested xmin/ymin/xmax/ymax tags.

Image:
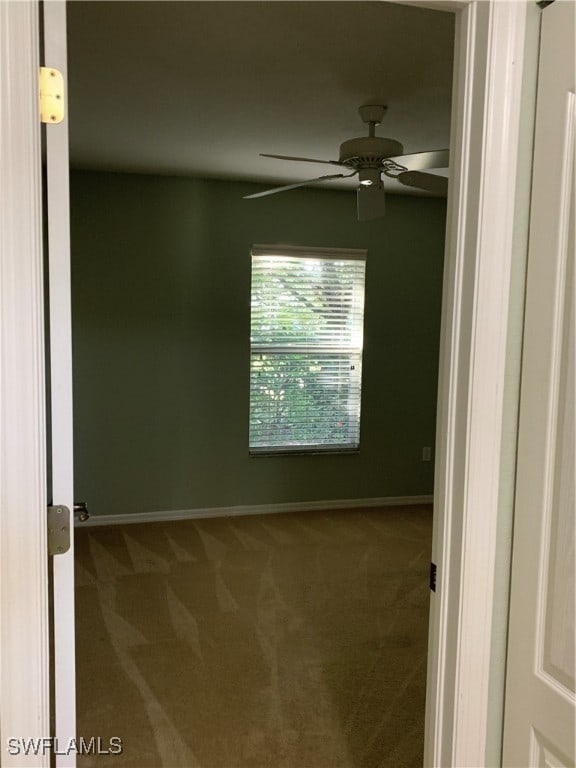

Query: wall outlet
<box><xmin>422</xmin><ymin>446</ymin><xmax>432</xmax><ymax>462</ymax></box>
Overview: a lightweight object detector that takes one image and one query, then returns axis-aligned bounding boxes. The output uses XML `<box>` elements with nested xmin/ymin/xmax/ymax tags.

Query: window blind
<box><xmin>249</xmin><ymin>246</ymin><xmax>367</xmax><ymax>453</ymax></box>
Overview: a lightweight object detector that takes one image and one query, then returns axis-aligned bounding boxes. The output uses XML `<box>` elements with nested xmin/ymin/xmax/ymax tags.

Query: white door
<box><xmin>503</xmin><ymin>1</ymin><xmax>575</xmax><ymax>766</ymax></box>
<box><xmin>44</xmin><ymin>2</ymin><xmax>77</xmax><ymax>764</ymax></box>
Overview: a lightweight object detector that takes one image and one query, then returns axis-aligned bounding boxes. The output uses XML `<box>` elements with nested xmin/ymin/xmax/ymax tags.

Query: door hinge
<box><xmin>39</xmin><ymin>67</ymin><xmax>65</xmax><ymax>124</ymax></box>
<box><xmin>430</xmin><ymin>562</ymin><xmax>437</xmax><ymax>592</ymax></box>
<box><xmin>47</xmin><ymin>505</ymin><xmax>71</xmax><ymax>556</ymax></box>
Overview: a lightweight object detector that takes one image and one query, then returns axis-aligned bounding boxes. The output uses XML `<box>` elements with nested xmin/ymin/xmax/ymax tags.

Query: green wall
<box><xmin>70</xmin><ymin>171</ymin><xmax>446</xmax><ymax>517</ymax></box>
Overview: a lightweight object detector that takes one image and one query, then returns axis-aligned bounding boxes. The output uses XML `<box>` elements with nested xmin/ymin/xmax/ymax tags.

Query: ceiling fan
<box><xmin>244</xmin><ymin>105</ymin><xmax>449</xmax><ymax>221</ymax></box>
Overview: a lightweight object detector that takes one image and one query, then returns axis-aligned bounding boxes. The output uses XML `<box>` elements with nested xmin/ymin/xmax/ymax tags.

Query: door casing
<box><xmin>0</xmin><ymin>4</ymin><xmax>50</xmax><ymax>767</ymax></box>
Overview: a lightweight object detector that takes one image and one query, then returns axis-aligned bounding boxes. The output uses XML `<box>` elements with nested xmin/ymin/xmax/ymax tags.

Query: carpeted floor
<box><xmin>75</xmin><ymin>505</ymin><xmax>432</xmax><ymax>768</ymax></box>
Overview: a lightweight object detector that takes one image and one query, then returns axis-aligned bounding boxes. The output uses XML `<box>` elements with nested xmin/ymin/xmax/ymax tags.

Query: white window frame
<box><xmin>249</xmin><ymin>244</ymin><xmax>367</xmax><ymax>455</ymax></box>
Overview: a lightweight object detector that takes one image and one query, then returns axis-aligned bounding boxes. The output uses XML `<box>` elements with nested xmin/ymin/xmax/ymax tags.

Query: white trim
<box><xmin>44</xmin><ymin>2</ymin><xmax>77</xmax><ymax>765</ymax></box>
<box><xmin>77</xmin><ymin>495</ymin><xmax>434</xmax><ymax>528</ymax></box>
<box><xmin>251</xmin><ymin>244</ymin><xmax>367</xmax><ymax>260</ymax></box>
<box><xmin>0</xmin><ymin>2</ymin><xmax>50</xmax><ymax>766</ymax></box>
<box><xmin>424</xmin><ymin>2</ymin><xmax>528</xmax><ymax>767</ymax></box>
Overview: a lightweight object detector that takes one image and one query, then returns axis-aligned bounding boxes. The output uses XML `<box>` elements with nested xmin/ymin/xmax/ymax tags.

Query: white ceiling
<box><xmin>67</xmin><ymin>1</ymin><xmax>455</xmax><ymax>196</ymax></box>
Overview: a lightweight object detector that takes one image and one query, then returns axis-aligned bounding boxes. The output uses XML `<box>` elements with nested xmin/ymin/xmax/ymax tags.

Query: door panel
<box><xmin>503</xmin><ymin>1</ymin><xmax>575</xmax><ymax>765</ymax></box>
<box><xmin>542</xmin><ymin>259</ymin><xmax>574</xmax><ymax>694</ymax></box>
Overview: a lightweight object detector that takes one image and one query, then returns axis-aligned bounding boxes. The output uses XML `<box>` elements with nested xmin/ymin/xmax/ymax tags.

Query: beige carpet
<box><xmin>75</xmin><ymin>506</ymin><xmax>432</xmax><ymax>768</ymax></box>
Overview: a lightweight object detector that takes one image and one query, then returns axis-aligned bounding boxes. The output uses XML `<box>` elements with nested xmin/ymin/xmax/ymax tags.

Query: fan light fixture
<box><xmin>244</xmin><ymin>105</ymin><xmax>449</xmax><ymax>220</ymax></box>
<box><xmin>358</xmin><ymin>169</ymin><xmax>381</xmax><ymax>187</ymax></box>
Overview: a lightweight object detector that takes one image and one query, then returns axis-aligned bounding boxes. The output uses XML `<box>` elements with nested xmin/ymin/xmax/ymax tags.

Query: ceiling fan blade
<box><xmin>260</xmin><ymin>153</ymin><xmax>345</xmax><ymax>167</ymax></box>
<box><xmin>396</xmin><ymin>170</ymin><xmax>449</xmax><ymax>196</ymax></box>
<box><xmin>244</xmin><ymin>172</ymin><xmax>357</xmax><ymax>200</ymax></box>
<box><xmin>357</xmin><ymin>184</ymin><xmax>386</xmax><ymax>221</ymax></box>
<box><xmin>387</xmin><ymin>149</ymin><xmax>449</xmax><ymax>171</ymax></box>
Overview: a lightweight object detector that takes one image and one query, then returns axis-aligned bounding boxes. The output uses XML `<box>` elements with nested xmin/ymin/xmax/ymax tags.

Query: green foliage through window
<box><xmin>249</xmin><ymin>246</ymin><xmax>366</xmax><ymax>452</ymax></box>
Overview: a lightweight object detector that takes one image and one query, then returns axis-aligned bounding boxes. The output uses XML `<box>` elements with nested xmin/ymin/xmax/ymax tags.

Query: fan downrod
<box><xmin>358</xmin><ymin>105</ymin><xmax>387</xmax><ymax>136</ymax></box>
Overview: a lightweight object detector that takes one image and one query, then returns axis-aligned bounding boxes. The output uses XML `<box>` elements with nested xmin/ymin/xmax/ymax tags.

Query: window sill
<box><xmin>249</xmin><ymin>447</ymin><xmax>360</xmax><ymax>458</ymax></box>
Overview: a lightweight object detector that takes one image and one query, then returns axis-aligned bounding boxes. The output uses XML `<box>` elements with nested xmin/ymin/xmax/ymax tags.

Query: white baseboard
<box><xmin>77</xmin><ymin>495</ymin><xmax>434</xmax><ymax>527</ymax></box>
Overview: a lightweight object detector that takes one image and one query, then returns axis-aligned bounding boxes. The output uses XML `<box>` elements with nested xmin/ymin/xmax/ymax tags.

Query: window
<box><xmin>249</xmin><ymin>245</ymin><xmax>367</xmax><ymax>454</ymax></box>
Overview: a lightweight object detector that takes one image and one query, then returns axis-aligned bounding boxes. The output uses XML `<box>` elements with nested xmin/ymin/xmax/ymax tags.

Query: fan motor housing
<box><xmin>339</xmin><ymin>136</ymin><xmax>404</xmax><ymax>167</ymax></box>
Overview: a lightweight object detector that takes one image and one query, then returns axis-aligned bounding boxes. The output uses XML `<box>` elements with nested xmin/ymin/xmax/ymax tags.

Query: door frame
<box><xmin>44</xmin><ymin>2</ymin><xmax>77</xmax><ymax>764</ymax></box>
<box><xmin>0</xmin><ymin>1</ymin><xmax>528</xmax><ymax>766</ymax></box>
<box><xmin>421</xmin><ymin>2</ymin><xmax>529</xmax><ymax>765</ymax></box>
<box><xmin>0</xmin><ymin>2</ymin><xmax>51</xmax><ymax>767</ymax></box>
